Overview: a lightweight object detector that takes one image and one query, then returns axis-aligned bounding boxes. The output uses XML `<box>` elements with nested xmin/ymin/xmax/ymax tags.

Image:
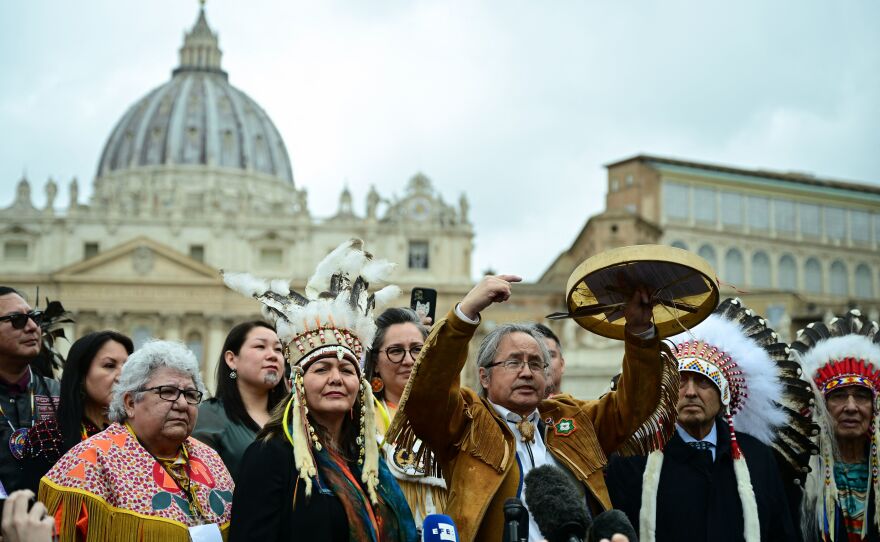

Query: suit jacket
<box><xmin>606</xmin><ymin>418</ymin><xmax>799</xmax><ymax>542</ymax></box>
<box><xmin>396</xmin><ymin>309</ymin><xmax>665</xmax><ymax>542</ymax></box>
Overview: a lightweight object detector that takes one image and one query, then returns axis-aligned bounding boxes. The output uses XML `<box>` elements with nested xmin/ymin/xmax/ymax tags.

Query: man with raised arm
<box><xmin>387</xmin><ymin>274</ymin><xmax>665</xmax><ymax>542</ymax></box>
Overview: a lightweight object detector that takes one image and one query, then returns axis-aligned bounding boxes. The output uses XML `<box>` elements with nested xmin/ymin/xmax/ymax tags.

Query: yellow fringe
<box><xmin>39</xmin><ymin>478</ymin><xmax>229</xmax><ymax>542</ymax></box>
<box><xmin>398</xmin><ymin>480</ymin><xmax>449</xmax><ymax>519</ymax></box>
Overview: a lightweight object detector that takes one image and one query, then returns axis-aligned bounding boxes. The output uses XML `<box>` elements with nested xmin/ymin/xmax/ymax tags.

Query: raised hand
<box><xmin>623</xmin><ymin>285</ymin><xmax>653</xmax><ymax>335</ymax></box>
<box><xmin>459</xmin><ymin>274</ymin><xmax>522</xmax><ymax>321</ymax></box>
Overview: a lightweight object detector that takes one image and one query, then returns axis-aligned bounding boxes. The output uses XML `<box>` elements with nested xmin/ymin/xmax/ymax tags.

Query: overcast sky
<box><xmin>1</xmin><ymin>1</ymin><xmax>878</xmax><ymax>281</ymax></box>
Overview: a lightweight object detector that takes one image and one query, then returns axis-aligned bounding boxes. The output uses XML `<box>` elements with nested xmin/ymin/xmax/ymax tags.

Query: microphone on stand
<box><xmin>422</xmin><ymin>513</ymin><xmax>460</xmax><ymax>542</ymax></box>
<box><xmin>524</xmin><ymin>465</ymin><xmax>590</xmax><ymax>542</ymax></box>
<box><xmin>502</xmin><ymin>497</ymin><xmax>529</xmax><ymax>542</ymax></box>
<box><xmin>587</xmin><ymin>510</ymin><xmax>638</xmax><ymax>542</ymax></box>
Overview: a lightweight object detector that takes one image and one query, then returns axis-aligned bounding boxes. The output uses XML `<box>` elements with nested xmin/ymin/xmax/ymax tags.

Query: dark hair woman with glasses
<box><xmin>193</xmin><ymin>321</ymin><xmax>287</xmax><ymax>481</ymax></box>
<box><xmin>39</xmin><ymin>340</ymin><xmax>234</xmax><ymax>540</ymax></box>
<box><xmin>363</xmin><ymin>307</ymin><xmax>447</xmax><ymax>527</ymax></box>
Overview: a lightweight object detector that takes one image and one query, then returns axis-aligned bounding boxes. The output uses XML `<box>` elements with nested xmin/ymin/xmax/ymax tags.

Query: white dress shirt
<box><xmin>676</xmin><ymin>422</ymin><xmax>718</xmax><ymax>461</ymax></box>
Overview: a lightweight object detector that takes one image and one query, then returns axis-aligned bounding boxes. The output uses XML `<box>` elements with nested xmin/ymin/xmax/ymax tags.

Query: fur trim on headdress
<box><xmin>793</xmin><ymin>310</ymin><xmax>880</xmax><ymax>540</ymax></box>
<box><xmin>223</xmin><ymin>239</ymin><xmax>399</xmax><ymax>502</ymax></box>
<box><xmin>669</xmin><ymin>312</ymin><xmax>786</xmax><ymax>445</ymax></box>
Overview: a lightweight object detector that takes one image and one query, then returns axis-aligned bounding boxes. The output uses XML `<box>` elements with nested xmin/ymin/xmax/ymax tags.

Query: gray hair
<box><xmin>475</xmin><ymin>323</ymin><xmax>551</xmax><ymax>397</ymax></box>
<box><xmin>108</xmin><ymin>340</ymin><xmax>207</xmax><ymax>423</ymax></box>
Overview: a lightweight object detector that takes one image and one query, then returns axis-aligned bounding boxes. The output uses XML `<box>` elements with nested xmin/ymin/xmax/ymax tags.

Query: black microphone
<box><xmin>502</xmin><ymin>497</ymin><xmax>529</xmax><ymax>542</ymax></box>
<box><xmin>587</xmin><ymin>510</ymin><xmax>638</xmax><ymax>542</ymax></box>
<box><xmin>524</xmin><ymin>465</ymin><xmax>590</xmax><ymax>542</ymax></box>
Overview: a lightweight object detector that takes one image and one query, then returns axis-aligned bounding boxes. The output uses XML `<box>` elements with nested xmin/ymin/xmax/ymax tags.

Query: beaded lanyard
<box><xmin>0</xmin><ymin>367</ymin><xmax>36</xmax><ymax>459</ymax></box>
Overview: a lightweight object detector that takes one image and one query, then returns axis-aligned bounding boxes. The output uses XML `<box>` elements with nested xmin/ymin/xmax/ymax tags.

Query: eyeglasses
<box><xmin>826</xmin><ymin>387</ymin><xmax>873</xmax><ymax>407</ymax></box>
<box><xmin>382</xmin><ymin>345</ymin><xmax>423</xmax><ymax>364</ymax></box>
<box><xmin>0</xmin><ymin>310</ymin><xmax>43</xmax><ymax>330</ymax></box>
<box><xmin>140</xmin><ymin>385</ymin><xmax>203</xmax><ymax>405</ymax></box>
<box><xmin>486</xmin><ymin>359</ymin><xmax>547</xmax><ymax>373</ymax></box>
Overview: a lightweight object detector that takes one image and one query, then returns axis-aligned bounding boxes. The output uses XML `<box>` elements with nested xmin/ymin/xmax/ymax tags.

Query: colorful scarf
<box><xmin>835</xmin><ymin>461</ymin><xmax>870</xmax><ymax>541</ymax></box>
<box><xmin>310</xmin><ymin>447</ymin><xmax>416</xmax><ymax>542</ymax></box>
<box><xmin>39</xmin><ymin>423</ymin><xmax>234</xmax><ymax>541</ymax></box>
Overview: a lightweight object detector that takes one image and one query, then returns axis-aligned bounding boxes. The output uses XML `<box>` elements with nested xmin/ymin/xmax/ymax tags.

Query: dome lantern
<box><xmin>173</xmin><ymin>1</ymin><xmax>226</xmax><ymax>79</ymax></box>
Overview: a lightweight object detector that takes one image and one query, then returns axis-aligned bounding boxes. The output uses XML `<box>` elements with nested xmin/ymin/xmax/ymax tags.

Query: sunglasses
<box><xmin>0</xmin><ymin>310</ymin><xmax>43</xmax><ymax>330</ymax></box>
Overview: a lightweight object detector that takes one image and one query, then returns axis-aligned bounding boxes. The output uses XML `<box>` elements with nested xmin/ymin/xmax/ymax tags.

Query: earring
<box><xmin>370</xmin><ymin>376</ymin><xmax>384</xmax><ymax>393</ymax></box>
<box><xmin>230</xmin><ymin>369</ymin><xmax>237</xmax><ymax>380</ymax></box>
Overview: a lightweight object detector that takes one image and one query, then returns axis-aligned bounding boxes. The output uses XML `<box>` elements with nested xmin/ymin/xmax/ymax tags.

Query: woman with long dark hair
<box><xmin>24</xmin><ymin>330</ymin><xmax>132</xmax><ymax>487</ymax></box>
<box><xmin>226</xmin><ymin>240</ymin><xmax>416</xmax><ymax>542</ymax></box>
<box><xmin>192</xmin><ymin>321</ymin><xmax>287</xmax><ymax>481</ymax></box>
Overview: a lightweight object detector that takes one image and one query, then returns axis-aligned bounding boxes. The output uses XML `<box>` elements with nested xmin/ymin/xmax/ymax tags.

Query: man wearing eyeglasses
<box><xmin>0</xmin><ymin>286</ymin><xmax>60</xmax><ymax>496</ymax></box>
<box><xmin>387</xmin><ymin>275</ymin><xmax>661</xmax><ymax>542</ymax></box>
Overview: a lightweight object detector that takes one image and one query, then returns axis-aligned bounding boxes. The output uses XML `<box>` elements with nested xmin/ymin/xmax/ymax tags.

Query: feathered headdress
<box><xmin>793</xmin><ymin>310</ymin><xmax>880</xmax><ymax>541</ymax></box>
<box><xmin>222</xmin><ymin>239</ymin><xmax>400</xmax><ymax>503</ymax></box>
<box><xmin>640</xmin><ymin>298</ymin><xmax>817</xmax><ymax>542</ymax></box>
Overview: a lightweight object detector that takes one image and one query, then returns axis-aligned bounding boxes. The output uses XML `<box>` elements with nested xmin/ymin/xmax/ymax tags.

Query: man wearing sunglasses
<box><xmin>0</xmin><ymin>286</ymin><xmax>60</xmax><ymax>497</ymax></box>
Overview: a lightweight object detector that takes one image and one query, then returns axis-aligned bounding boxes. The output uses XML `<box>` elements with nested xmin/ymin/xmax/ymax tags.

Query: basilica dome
<box><xmin>95</xmin><ymin>7</ymin><xmax>293</xmax><ymax>185</ymax></box>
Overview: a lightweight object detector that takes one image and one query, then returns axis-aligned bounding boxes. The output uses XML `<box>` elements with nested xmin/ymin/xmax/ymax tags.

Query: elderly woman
<box><xmin>38</xmin><ymin>340</ymin><xmax>234</xmax><ymax>541</ymax></box>
<box><xmin>364</xmin><ymin>307</ymin><xmax>447</xmax><ymax>526</ymax></box>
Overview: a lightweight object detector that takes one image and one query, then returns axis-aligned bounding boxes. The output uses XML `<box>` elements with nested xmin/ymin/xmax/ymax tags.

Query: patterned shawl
<box><xmin>39</xmin><ymin>423</ymin><xmax>234</xmax><ymax>541</ymax></box>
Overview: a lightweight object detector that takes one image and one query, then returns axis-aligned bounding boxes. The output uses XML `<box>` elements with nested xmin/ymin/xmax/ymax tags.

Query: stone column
<box><xmin>204</xmin><ymin>316</ymin><xmax>226</xmax><ymax>395</ymax></box>
<box><xmin>163</xmin><ymin>315</ymin><xmax>182</xmax><ymax>342</ymax></box>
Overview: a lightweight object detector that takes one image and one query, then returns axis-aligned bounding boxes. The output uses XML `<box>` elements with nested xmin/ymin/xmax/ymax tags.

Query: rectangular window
<box><xmin>799</xmin><ymin>203</ymin><xmax>820</xmax><ymax>237</ymax></box>
<box><xmin>4</xmin><ymin>241</ymin><xmax>28</xmax><ymax>260</ymax></box>
<box><xmin>775</xmin><ymin>199</ymin><xmax>795</xmax><ymax>234</ymax></box>
<box><xmin>747</xmin><ymin>196</ymin><xmax>769</xmax><ymax>230</ymax></box>
<box><xmin>824</xmin><ymin>207</ymin><xmax>846</xmax><ymax>241</ymax></box>
<box><xmin>189</xmin><ymin>244</ymin><xmax>205</xmax><ymax>262</ymax></box>
<box><xmin>851</xmin><ymin>211</ymin><xmax>870</xmax><ymax>243</ymax></box>
<box><xmin>408</xmin><ymin>241</ymin><xmax>430</xmax><ymax>270</ymax></box>
<box><xmin>693</xmin><ymin>187</ymin><xmax>716</xmax><ymax>224</ymax></box>
<box><xmin>720</xmin><ymin>192</ymin><xmax>743</xmax><ymax>227</ymax></box>
<box><xmin>84</xmin><ymin>242</ymin><xmax>99</xmax><ymax>259</ymax></box>
<box><xmin>662</xmin><ymin>181</ymin><xmax>689</xmax><ymax>220</ymax></box>
<box><xmin>875</xmin><ymin>214</ymin><xmax>880</xmax><ymax>245</ymax></box>
<box><xmin>259</xmin><ymin>247</ymin><xmax>283</xmax><ymax>266</ymax></box>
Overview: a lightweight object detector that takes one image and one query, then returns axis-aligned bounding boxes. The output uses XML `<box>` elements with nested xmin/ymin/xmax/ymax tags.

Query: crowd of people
<box><xmin>1</xmin><ymin>240</ymin><xmax>878</xmax><ymax>542</ymax></box>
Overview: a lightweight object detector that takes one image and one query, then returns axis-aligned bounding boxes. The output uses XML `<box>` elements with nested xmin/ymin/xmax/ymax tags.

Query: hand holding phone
<box><xmin>410</xmin><ymin>287</ymin><xmax>438</xmax><ymax>325</ymax></box>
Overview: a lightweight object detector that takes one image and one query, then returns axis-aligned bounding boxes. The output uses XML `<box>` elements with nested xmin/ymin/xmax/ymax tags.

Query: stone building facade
<box><xmin>0</xmin><ymin>7</ymin><xmax>473</xmax><ymax>393</ymax></box>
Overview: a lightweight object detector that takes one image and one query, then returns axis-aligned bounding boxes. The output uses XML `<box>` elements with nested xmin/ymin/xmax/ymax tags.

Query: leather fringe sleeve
<box><xmin>617</xmin><ymin>346</ymin><xmax>680</xmax><ymax>456</ymax></box>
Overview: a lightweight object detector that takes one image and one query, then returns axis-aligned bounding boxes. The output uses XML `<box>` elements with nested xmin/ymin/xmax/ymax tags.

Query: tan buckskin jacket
<box><xmin>390</xmin><ymin>309</ymin><xmax>665</xmax><ymax>542</ymax></box>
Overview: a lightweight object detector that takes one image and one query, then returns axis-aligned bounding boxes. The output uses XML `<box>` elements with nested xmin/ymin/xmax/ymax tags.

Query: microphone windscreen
<box><xmin>587</xmin><ymin>509</ymin><xmax>638</xmax><ymax>542</ymax></box>
<box><xmin>524</xmin><ymin>465</ymin><xmax>590</xmax><ymax>541</ymax></box>
<box><xmin>422</xmin><ymin>513</ymin><xmax>460</xmax><ymax>542</ymax></box>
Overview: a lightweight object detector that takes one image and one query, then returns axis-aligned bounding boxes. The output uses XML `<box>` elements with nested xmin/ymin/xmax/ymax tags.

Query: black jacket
<box><xmin>605</xmin><ymin>419</ymin><xmax>800</xmax><ymax>542</ymax></box>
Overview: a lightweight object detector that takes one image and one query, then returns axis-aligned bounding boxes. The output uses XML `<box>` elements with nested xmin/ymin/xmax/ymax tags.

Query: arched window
<box><xmin>778</xmin><ymin>254</ymin><xmax>797</xmax><ymax>291</ymax></box>
<box><xmin>830</xmin><ymin>261</ymin><xmax>848</xmax><ymax>296</ymax></box>
<box><xmin>855</xmin><ymin>264</ymin><xmax>874</xmax><ymax>299</ymax></box>
<box><xmin>725</xmin><ymin>248</ymin><xmax>745</xmax><ymax>287</ymax></box>
<box><xmin>670</xmin><ymin>240</ymin><xmax>688</xmax><ymax>250</ymax></box>
<box><xmin>698</xmin><ymin>245</ymin><xmax>718</xmax><ymax>273</ymax></box>
<box><xmin>805</xmin><ymin>258</ymin><xmax>823</xmax><ymax>293</ymax></box>
<box><xmin>751</xmin><ymin>252</ymin><xmax>771</xmax><ymax>288</ymax></box>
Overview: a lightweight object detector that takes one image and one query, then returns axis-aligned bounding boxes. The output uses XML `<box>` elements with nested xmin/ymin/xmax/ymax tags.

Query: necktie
<box><xmin>516</xmin><ymin>418</ymin><xmax>535</xmax><ymax>444</ymax></box>
<box><xmin>687</xmin><ymin>440</ymin><xmax>713</xmax><ymax>463</ymax></box>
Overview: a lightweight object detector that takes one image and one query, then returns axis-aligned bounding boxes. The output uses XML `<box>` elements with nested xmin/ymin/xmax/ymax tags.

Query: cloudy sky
<box><xmin>1</xmin><ymin>1</ymin><xmax>878</xmax><ymax>281</ymax></box>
